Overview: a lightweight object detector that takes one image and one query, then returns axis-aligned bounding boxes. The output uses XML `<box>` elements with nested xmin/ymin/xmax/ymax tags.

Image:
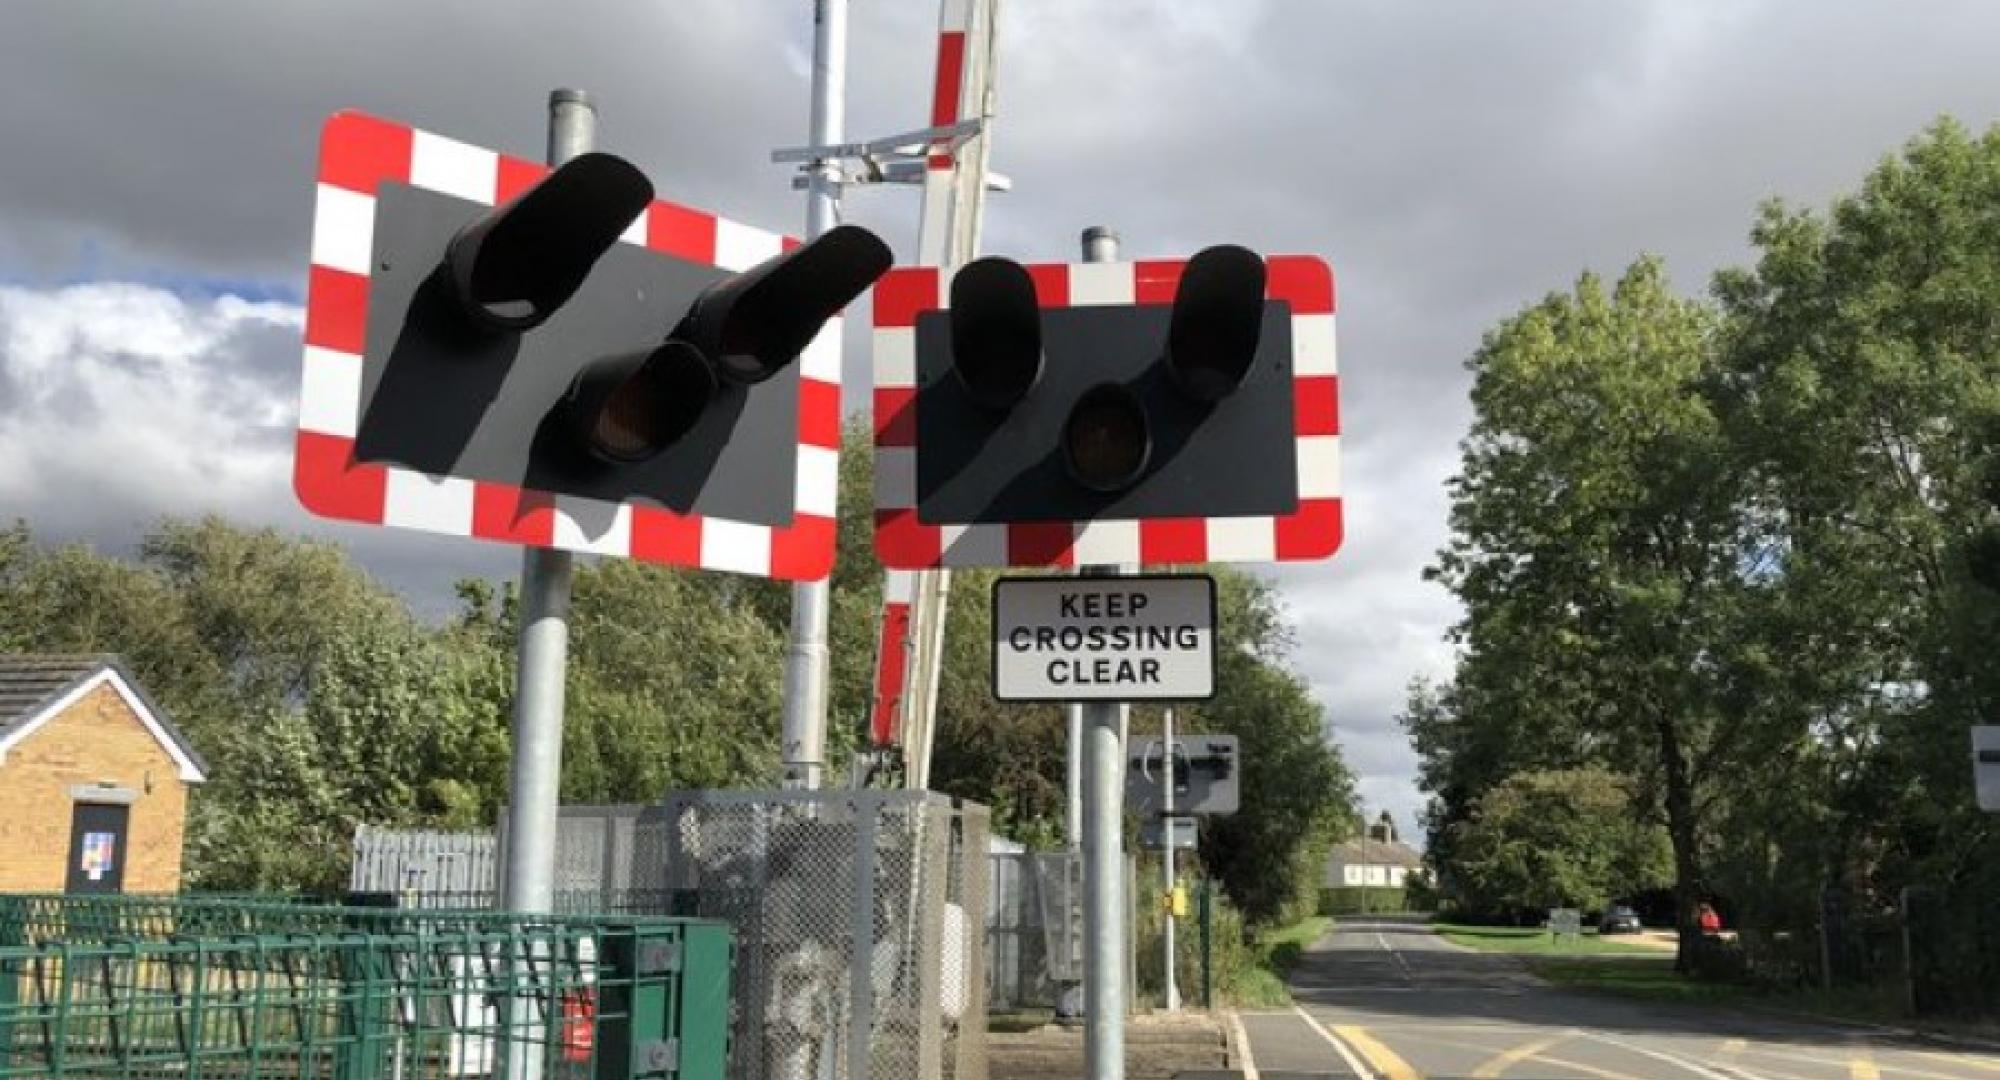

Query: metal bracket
<box><xmin>636</xmin><ymin>939</ymin><xmax>682</xmax><ymax>975</ymax></box>
<box><xmin>773</xmin><ymin>119</ymin><xmax>1010</xmax><ymax>195</ymax></box>
<box><xmin>639</xmin><ymin>1037</ymin><xmax>680</xmax><ymax>1075</ymax></box>
<box><xmin>791</xmin><ymin>165</ymin><xmax>1013</xmax><ymax>192</ymax></box>
<box><xmin>771</xmin><ymin>119</ymin><xmax>983</xmax><ymax>165</ymax></box>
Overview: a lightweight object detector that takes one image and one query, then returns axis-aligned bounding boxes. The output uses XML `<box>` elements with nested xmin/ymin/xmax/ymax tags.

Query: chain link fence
<box><xmin>355</xmin><ymin>793</ymin><xmax>991</xmax><ymax>1080</ymax></box>
<box><xmin>645</xmin><ymin>791</ymin><xmax>987</xmax><ymax>1080</ymax></box>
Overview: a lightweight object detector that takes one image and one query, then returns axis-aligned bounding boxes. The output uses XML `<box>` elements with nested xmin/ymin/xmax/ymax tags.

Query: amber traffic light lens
<box><xmin>587</xmin><ymin>342</ymin><xmax>715</xmax><ymax>463</ymax></box>
<box><xmin>1062</xmin><ymin>383</ymin><xmax>1151</xmax><ymax>493</ymax></box>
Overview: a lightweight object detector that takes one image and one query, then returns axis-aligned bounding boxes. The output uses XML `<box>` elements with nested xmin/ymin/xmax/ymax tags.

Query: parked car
<box><xmin>1599</xmin><ymin>905</ymin><xmax>1643</xmax><ymax>934</ymax></box>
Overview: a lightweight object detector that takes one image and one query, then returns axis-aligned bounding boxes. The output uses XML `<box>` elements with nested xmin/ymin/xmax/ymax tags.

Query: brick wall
<box><xmin>0</xmin><ymin>681</ymin><xmax>192</xmax><ymax>893</ymax></box>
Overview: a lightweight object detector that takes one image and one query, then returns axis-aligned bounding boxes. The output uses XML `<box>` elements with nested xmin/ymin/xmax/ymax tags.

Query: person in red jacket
<box><xmin>1697</xmin><ymin>902</ymin><xmax>1722</xmax><ymax>934</ymax></box>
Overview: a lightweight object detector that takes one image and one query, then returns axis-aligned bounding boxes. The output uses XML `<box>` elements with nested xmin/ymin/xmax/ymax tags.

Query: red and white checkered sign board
<box><xmin>871</xmin><ymin>256</ymin><xmax>1340</xmax><ymax>569</ymax></box>
<box><xmin>295</xmin><ymin>111</ymin><xmax>842</xmax><ymax>581</ymax></box>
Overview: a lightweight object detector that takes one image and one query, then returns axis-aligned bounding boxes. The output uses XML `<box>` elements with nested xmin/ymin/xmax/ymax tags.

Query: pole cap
<box><xmin>549</xmin><ymin>88</ymin><xmax>594</xmax><ymax>109</ymax></box>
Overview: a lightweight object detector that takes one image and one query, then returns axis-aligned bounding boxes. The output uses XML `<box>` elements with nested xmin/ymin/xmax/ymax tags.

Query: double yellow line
<box><xmin>1335</xmin><ymin>1024</ymin><xmax>1422</xmax><ymax>1080</ymax></box>
<box><xmin>1290</xmin><ymin>1005</ymin><xmax>1420</xmax><ymax>1079</ymax></box>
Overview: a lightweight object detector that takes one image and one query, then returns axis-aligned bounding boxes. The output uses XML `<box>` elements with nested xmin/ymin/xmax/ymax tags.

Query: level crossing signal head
<box><xmin>870</xmin><ymin>242</ymin><xmax>1343</xmax><ymax>569</ymax></box>
<box><xmin>295</xmin><ymin>111</ymin><xmax>890</xmax><ymax>580</ymax></box>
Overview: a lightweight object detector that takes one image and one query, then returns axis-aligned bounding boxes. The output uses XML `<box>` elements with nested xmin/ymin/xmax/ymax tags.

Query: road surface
<box><xmin>1237</xmin><ymin>916</ymin><xmax>2000</xmax><ymax>1079</ymax></box>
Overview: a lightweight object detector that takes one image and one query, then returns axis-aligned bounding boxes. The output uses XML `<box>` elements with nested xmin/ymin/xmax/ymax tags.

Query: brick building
<box><xmin>0</xmin><ymin>655</ymin><xmax>207</xmax><ymax>893</ymax></box>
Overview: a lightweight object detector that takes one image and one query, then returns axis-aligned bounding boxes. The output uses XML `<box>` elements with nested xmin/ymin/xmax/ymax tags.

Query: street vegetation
<box><xmin>1409</xmin><ymin>118</ymin><xmax>2000</xmax><ymax>1014</ymax></box>
<box><xmin>0</xmin><ymin>428</ymin><xmax>1357</xmax><ymax>934</ymax></box>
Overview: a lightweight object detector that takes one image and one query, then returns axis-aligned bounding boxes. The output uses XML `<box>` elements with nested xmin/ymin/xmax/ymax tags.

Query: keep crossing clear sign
<box><xmin>992</xmin><ymin>574</ymin><xmax>1216</xmax><ymax>702</ymax></box>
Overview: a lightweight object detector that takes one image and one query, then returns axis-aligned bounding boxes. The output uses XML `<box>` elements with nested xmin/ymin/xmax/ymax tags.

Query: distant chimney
<box><xmin>1367</xmin><ymin>810</ymin><xmax>1397</xmax><ymax>845</ymax></box>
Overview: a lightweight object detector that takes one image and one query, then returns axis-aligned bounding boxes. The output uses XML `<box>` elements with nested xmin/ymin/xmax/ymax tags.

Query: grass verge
<box><xmin>1434</xmin><ymin>922</ymin><xmax>1664</xmax><ymax>956</ymax></box>
<box><xmin>1220</xmin><ymin>915</ymin><xmax>1335</xmax><ymax>1007</ymax></box>
<box><xmin>1526</xmin><ymin>952</ymin><xmax>1996</xmax><ymax>1041</ymax></box>
<box><xmin>1259</xmin><ymin>915</ymin><xmax>1335</xmax><ymax>975</ymax></box>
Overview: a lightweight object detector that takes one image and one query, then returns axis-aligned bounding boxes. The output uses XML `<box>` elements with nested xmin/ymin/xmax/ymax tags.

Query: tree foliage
<box><xmin>0</xmin><ymin>426</ymin><xmax>1359</xmax><ymax>911</ymax></box>
<box><xmin>1416</xmin><ymin>118</ymin><xmax>2000</xmax><ymax>984</ymax></box>
<box><xmin>1448</xmin><ymin>768</ymin><xmax>1671</xmax><ymax>917</ymax></box>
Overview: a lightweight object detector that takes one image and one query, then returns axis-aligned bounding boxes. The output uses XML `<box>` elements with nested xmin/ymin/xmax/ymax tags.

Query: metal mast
<box><xmin>866</xmin><ymin>0</ymin><xmax>1005</xmax><ymax>787</ymax></box>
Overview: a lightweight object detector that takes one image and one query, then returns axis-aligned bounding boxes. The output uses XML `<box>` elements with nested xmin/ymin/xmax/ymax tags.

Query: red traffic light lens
<box><xmin>1062</xmin><ymin>383</ymin><xmax>1151</xmax><ymax>493</ymax></box>
<box><xmin>587</xmin><ymin>341</ymin><xmax>716</xmax><ymax>463</ymax></box>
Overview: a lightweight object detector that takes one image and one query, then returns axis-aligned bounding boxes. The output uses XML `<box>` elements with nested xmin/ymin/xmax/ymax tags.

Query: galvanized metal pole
<box><xmin>780</xmin><ymin>0</ymin><xmax>849</xmax><ymax>790</ymax></box>
<box><xmin>495</xmin><ymin>87</ymin><xmax>591</xmax><ymax>1080</ymax></box>
<box><xmin>1066</xmin><ymin>702</ymin><xmax>1083</xmax><ymax>845</ymax></box>
<box><xmin>498</xmin><ymin>89</ymin><xmax>590</xmax><ymax>918</ymax></box>
<box><xmin>1162</xmin><ymin>705</ymin><xmax>1180</xmax><ymax>1012</ymax></box>
<box><xmin>1080</xmin><ymin>225</ymin><xmax>1127</xmax><ymax>1080</ymax></box>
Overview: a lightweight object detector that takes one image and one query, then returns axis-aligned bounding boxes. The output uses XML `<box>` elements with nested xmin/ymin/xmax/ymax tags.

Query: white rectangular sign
<box><xmin>1974</xmin><ymin>727</ymin><xmax>2000</xmax><ymax>812</ymax></box>
<box><xmin>992</xmin><ymin>574</ymin><xmax>1216</xmax><ymax>702</ymax></box>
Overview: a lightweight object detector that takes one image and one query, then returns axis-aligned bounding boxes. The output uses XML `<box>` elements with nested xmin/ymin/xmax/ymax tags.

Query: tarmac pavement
<box><xmin>1236</xmin><ymin>916</ymin><xmax>2000</xmax><ymax>1079</ymax></box>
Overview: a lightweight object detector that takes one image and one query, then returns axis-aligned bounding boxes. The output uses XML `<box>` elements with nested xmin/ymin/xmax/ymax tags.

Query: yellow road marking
<box><xmin>1334</xmin><ymin>1025</ymin><xmax>1424</xmax><ymax>1080</ymax></box>
<box><xmin>1849</xmin><ymin>1036</ymin><xmax>1881</xmax><ymax>1080</ymax></box>
<box><xmin>1289</xmin><ymin>1007</ymin><xmax>1376</xmax><ymax>1079</ymax></box>
<box><xmin>1472</xmin><ymin>1034</ymin><xmax>1570</xmax><ymax>1078</ymax></box>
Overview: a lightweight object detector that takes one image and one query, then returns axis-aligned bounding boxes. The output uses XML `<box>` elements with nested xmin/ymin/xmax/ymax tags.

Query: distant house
<box><xmin>1324</xmin><ymin>811</ymin><xmax>1425</xmax><ymax>890</ymax></box>
<box><xmin>0</xmin><ymin>655</ymin><xmax>208</xmax><ymax>893</ymax></box>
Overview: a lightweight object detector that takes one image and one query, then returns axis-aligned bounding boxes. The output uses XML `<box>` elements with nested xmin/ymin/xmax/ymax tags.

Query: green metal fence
<box><xmin>0</xmin><ymin>898</ymin><xmax>730</xmax><ymax>1080</ymax></box>
<box><xmin>0</xmin><ymin>894</ymin><xmax>686</xmax><ymax>948</ymax></box>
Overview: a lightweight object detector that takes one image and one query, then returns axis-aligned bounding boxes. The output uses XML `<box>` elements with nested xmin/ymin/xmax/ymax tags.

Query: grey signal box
<box><xmin>1128</xmin><ymin>734</ymin><xmax>1239</xmax><ymax>817</ymax></box>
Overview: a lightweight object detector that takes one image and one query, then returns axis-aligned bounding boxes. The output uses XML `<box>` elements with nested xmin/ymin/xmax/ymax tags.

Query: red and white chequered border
<box><xmin>295</xmin><ymin>111</ymin><xmax>842</xmax><ymax>580</ymax></box>
<box><xmin>870</xmin><ymin>256</ymin><xmax>1342</xmax><ymax>569</ymax></box>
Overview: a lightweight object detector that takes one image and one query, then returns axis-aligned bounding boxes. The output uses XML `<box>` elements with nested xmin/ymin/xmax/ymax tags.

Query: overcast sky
<box><xmin>5</xmin><ymin>1</ymin><xmax>2000</xmax><ymax>842</ymax></box>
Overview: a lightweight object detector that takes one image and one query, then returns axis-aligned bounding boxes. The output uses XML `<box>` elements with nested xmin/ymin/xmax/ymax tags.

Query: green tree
<box><xmin>1432</xmin><ymin>258</ymin><xmax>1761</xmax><ymax>968</ymax></box>
<box><xmin>1711</xmin><ymin>118</ymin><xmax>2000</xmax><ymax>939</ymax></box>
<box><xmin>1448</xmin><ymin>767</ymin><xmax>1672</xmax><ymax>917</ymax></box>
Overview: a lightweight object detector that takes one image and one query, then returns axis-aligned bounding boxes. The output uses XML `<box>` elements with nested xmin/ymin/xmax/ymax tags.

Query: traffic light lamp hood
<box><xmin>1166</xmin><ymin>244</ymin><xmax>1268</xmax><ymax>403</ymax></box>
<box><xmin>678</xmin><ymin>224</ymin><xmax>893</xmax><ymax>385</ymax></box>
<box><xmin>950</xmin><ymin>256</ymin><xmax>1044</xmax><ymax>411</ymax></box>
<box><xmin>444</xmin><ymin>152</ymin><xmax>654</xmax><ymax>332</ymax></box>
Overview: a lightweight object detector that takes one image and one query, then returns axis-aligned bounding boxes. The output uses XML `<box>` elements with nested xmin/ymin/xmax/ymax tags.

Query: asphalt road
<box><xmin>1237</xmin><ymin>916</ymin><xmax>2000</xmax><ymax>1079</ymax></box>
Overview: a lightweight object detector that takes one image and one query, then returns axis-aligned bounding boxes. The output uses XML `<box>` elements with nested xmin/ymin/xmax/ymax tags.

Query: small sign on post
<box><xmin>991</xmin><ymin>574</ymin><xmax>1216</xmax><ymax>702</ymax></box>
<box><xmin>1973</xmin><ymin>727</ymin><xmax>2000</xmax><ymax>812</ymax></box>
<box><xmin>1549</xmin><ymin>908</ymin><xmax>1582</xmax><ymax>946</ymax></box>
<box><xmin>1140</xmin><ymin>817</ymin><xmax>1199</xmax><ymax>851</ymax></box>
<box><xmin>1128</xmin><ymin>736</ymin><xmax>1240</xmax><ymax>817</ymax></box>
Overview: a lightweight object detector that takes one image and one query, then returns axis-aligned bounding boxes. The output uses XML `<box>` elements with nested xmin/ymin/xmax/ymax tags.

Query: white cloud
<box><xmin>0</xmin><ymin>285</ymin><xmax>300</xmax><ymax>531</ymax></box>
<box><xmin>0</xmin><ymin>282</ymin><xmax>520</xmax><ymax>609</ymax></box>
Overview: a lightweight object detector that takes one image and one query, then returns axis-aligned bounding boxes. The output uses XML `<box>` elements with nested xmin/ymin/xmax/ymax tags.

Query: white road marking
<box><xmin>1225</xmin><ymin>1009</ymin><xmax>1260</xmax><ymax>1080</ymax></box>
<box><xmin>1583</xmin><ymin>1030</ymin><xmax>1772</xmax><ymax>1080</ymax></box>
<box><xmin>1291</xmin><ymin>1005</ymin><xmax>1375</xmax><ymax>1079</ymax></box>
<box><xmin>1375</xmin><ymin>932</ymin><xmax>1416</xmax><ymax>980</ymax></box>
